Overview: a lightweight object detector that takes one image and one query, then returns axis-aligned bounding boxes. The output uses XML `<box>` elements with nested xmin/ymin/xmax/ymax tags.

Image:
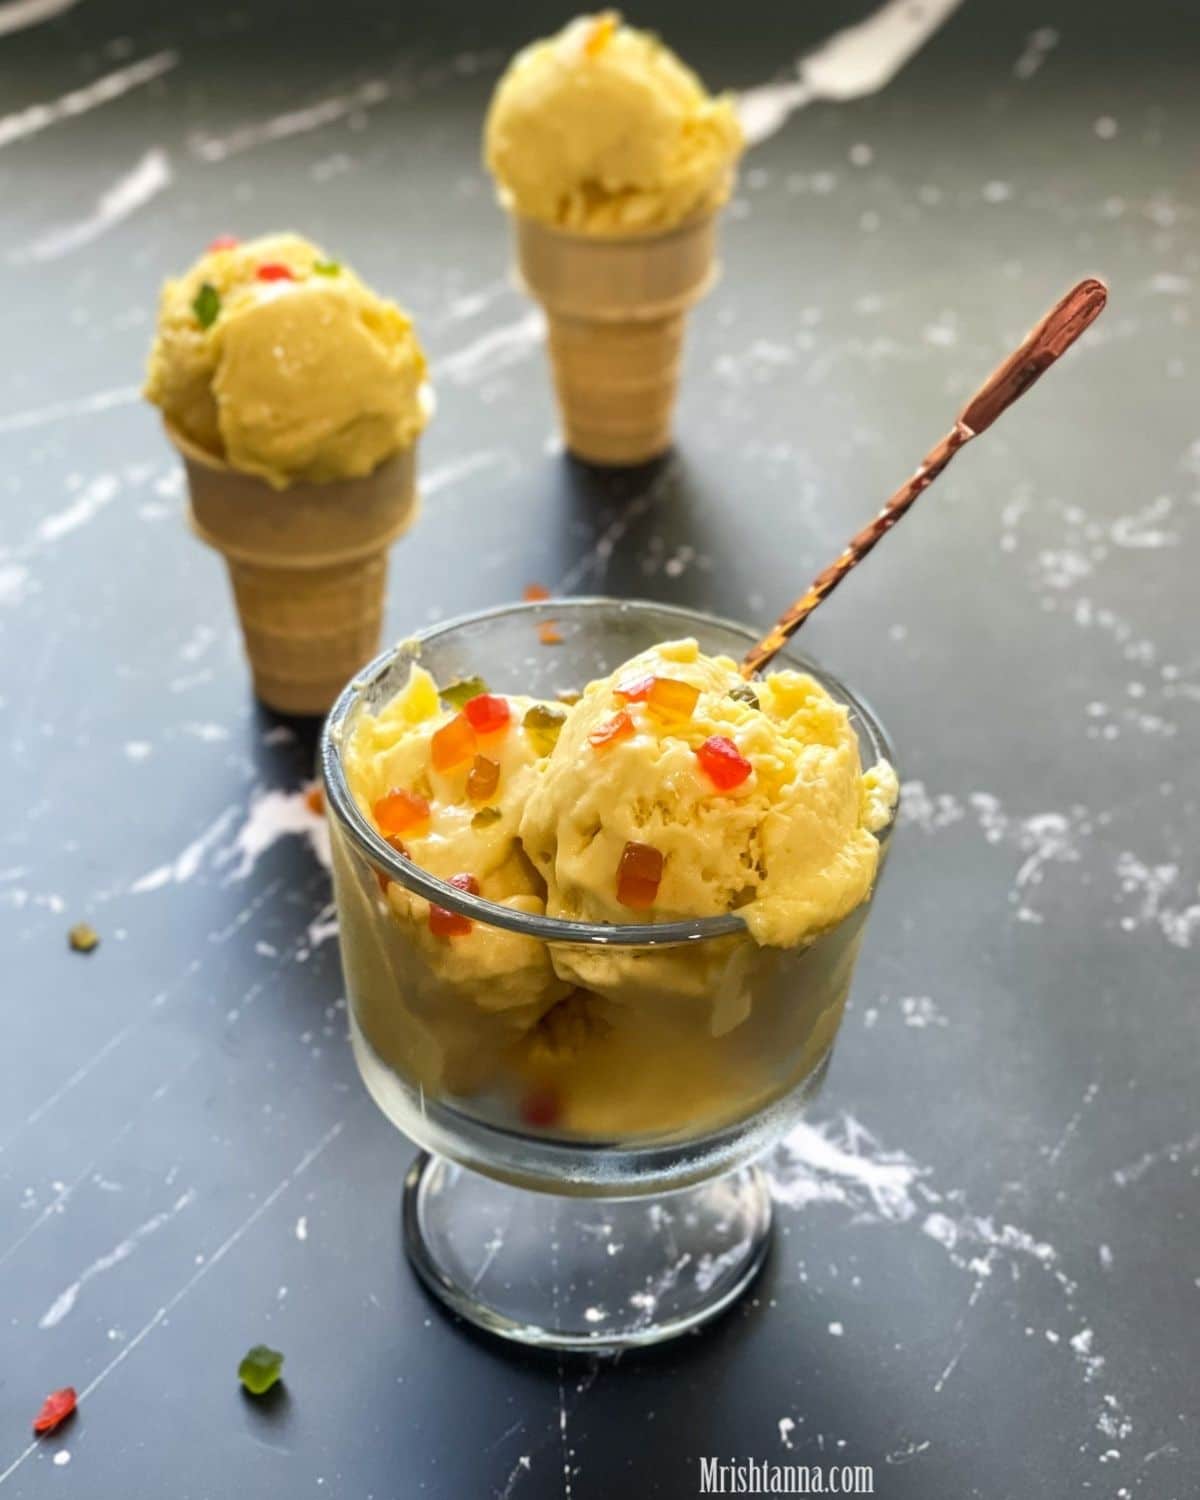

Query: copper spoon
<box><xmin>741</xmin><ymin>277</ymin><xmax>1109</xmax><ymax>678</ymax></box>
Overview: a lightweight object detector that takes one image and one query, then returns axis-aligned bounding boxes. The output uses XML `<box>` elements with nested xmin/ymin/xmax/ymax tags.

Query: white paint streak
<box><xmin>16</xmin><ymin>147</ymin><xmax>171</xmax><ymax>262</ymax></box>
<box><xmin>0</xmin><ymin>385</ymin><xmax>139</xmax><ymax>436</ymax></box>
<box><xmin>0</xmin><ymin>51</ymin><xmax>177</xmax><ymax>150</ymax></box>
<box><xmin>737</xmin><ymin>0</ymin><xmax>963</xmax><ymax>145</ymax></box>
<box><xmin>437</xmin><ymin>312</ymin><xmax>545</xmax><ymax>386</ymax></box>
<box><xmin>36</xmin><ymin>474</ymin><xmax>120</xmax><ymax>543</ymax></box>
<box><xmin>420</xmin><ymin>450</ymin><xmax>502</xmax><ymax>497</ymax></box>
<box><xmin>224</xmin><ymin>788</ymin><xmax>331</xmax><ymax>880</ymax></box>
<box><xmin>129</xmin><ymin>807</ymin><xmax>239</xmax><ymax>893</ymax></box>
<box><xmin>189</xmin><ymin>79</ymin><xmax>389</xmax><ymax>162</ymax></box>
<box><xmin>0</xmin><ymin>0</ymin><xmax>78</xmax><ymax>36</ymax></box>
<box><xmin>39</xmin><ymin>1189</ymin><xmax>197</xmax><ymax>1328</ymax></box>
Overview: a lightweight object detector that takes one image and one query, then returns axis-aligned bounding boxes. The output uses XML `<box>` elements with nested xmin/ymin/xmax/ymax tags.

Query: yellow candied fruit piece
<box><xmin>394</xmin><ymin>664</ymin><xmax>441</xmax><ymax>724</ymax></box>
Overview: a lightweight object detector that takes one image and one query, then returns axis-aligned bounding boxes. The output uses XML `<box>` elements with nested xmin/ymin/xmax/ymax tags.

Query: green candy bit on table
<box><xmin>192</xmin><ymin>282</ymin><xmax>221</xmax><ymax>329</ymax></box>
<box><xmin>471</xmin><ymin>806</ymin><xmax>502</xmax><ymax>828</ymax></box>
<box><xmin>67</xmin><ymin>922</ymin><xmax>99</xmax><ymax>954</ymax></box>
<box><xmin>238</xmin><ymin>1344</ymin><xmax>284</xmax><ymax>1396</ymax></box>
<box><xmin>312</xmin><ymin>259</ymin><xmax>341</xmax><ymax>277</ymax></box>
<box><xmin>441</xmin><ymin>675</ymin><xmax>488</xmax><ymax>710</ymax></box>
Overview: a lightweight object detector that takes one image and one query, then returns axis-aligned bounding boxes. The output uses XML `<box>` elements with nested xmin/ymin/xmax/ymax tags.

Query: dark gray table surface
<box><xmin>1</xmin><ymin>0</ymin><xmax>1196</xmax><ymax>1495</ymax></box>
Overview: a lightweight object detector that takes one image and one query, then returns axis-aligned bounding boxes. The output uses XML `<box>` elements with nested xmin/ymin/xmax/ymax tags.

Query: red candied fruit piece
<box><xmin>696</xmin><ymin>735</ymin><xmax>752</xmax><ymax>792</ymax></box>
<box><xmin>617</xmin><ymin>840</ymin><xmax>663</xmax><ymax>910</ymax></box>
<box><xmin>431</xmin><ymin>713</ymin><xmax>476</xmax><ymax>772</ymax></box>
<box><xmin>520</xmin><ymin>1087</ymin><xmax>562</xmax><ymax>1129</ymax></box>
<box><xmin>33</xmin><ymin>1387</ymin><xmax>76</xmax><ymax>1436</ymax></box>
<box><xmin>614</xmin><ymin>673</ymin><xmax>655</xmax><ymax>703</ymax></box>
<box><xmin>256</xmin><ymin>262</ymin><xmax>297</xmax><ymax>282</ymax></box>
<box><xmin>463</xmin><ymin>693</ymin><xmax>511</xmax><ymax>735</ymax></box>
<box><xmin>646</xmin><ymin>677</ymin><xmax>700</xmax><ymax>721</ymax></box>
<box><xmin>588</xmin><ymin>709</ymin><xmax>634</xmax><ymax>752</ymax></box>
<box><xmin>373</xmin><ymin>788</ymin><xmax>429</xmax><ymax>837</ymax></box>
<box><xmin>429</xmin><ymin>873</ymin><xmax>479</xmax><ymax>938</ymax></box>
<box><xmin>207</xmin><ymin>234</ymin><xmax>239</xmax><ymax>252</ymax></box>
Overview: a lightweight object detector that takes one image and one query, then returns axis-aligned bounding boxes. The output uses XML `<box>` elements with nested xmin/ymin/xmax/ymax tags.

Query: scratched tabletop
<box><xmin>1</xmin><ymin>0</ymin><xmax>1196</xmax><ymax>1495</ymax></box>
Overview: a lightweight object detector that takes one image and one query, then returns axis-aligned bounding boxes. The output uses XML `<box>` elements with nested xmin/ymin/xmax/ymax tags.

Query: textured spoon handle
<box><xmin>740</xmin><ymin>278</ymin><xmax>1108</xmax><ymax>678</ymax></box>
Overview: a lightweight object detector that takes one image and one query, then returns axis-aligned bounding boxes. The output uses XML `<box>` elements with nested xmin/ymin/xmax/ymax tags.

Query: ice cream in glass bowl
<box><xmin>321</xmin><ymin>598</ymin><xmax>897</xmax><ymax>1350</ymax></box>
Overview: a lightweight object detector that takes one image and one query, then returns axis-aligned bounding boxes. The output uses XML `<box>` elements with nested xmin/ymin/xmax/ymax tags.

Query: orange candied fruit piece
<box><xmin>617</xmin><ymin>841</ymin><xmax>663</xmax><ymax>910</ymax></box>
<box><xmin>429</xmin><ymin>873</ymin><xmax>480</xmax><ymax>939</ymax></box>
<box><xmin>523</xmin><ymin>583</ymin><xmax>551</xmax><ymax>602</ymax></box>
<box><xmin>646</xmin><ymin>677</ymin><xmax>700</xmax><ymax>722</ymax></box>
<box><xmin>537</xmin><ymin>620</ymin><xmax>564</xmax><ymax>646</ymax></box>
<box><xmin>466</xmin><ymin>754</ymin><xmax>501</xmax><ymax>802</ymax></box>
<box><xmin>463</xmin><ymin>693</ymin><xmax>511</xmax><ymax>735</ymax></box>
<box><xmin>431</xmin><ymin>712</ymin><xmax>476</xmax><ymax>772</ymax></box>
<box><xmin>614</xmin><ymin>673</ymin><xmax>655</xmax><ymax>703</ymax></box>
<box><xmin>304</xmin><ymin>783</ymin><xmax>325</xmax><ymax>816</ymax></box>
<box><xmin>696</xmin><ymin>735</ymin><xmax>752</xmax><ymax>792</ymax></box>
<box><xmin>255</xmin><ymin>261</ymin><xmax>296</xmax><ymax>282</ymax></box>
<box><xmin>584</xmin><ymin>11</ymin><xmax>618</xmax><ymax>56</ymax></box>
<box><xmin>207</xmin><ymin>234</ymin><xmax>239</xmax><ymax>252</ymax></box>
<box><xmin>373</xmin><ymin>788</ymin><xmax>430</xmax><ymax>837</ymax></box>
<box><xmin>588</xmin><ymin>709</ymin><xmax>634</xmax><ymax>752</ymax></box>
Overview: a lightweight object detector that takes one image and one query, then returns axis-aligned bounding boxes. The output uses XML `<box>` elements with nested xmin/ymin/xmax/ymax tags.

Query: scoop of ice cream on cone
<box><xmin>485</xmin><ymin>16</ymin><xmax>743</xmax><ymax>465</ymax></box>
<box><xmin>484</xmin><ymin>13</ymin><xmax>743</xmax><ymax>236</ymax></box>
<box><xmin>144</xmin><ymin>232</ymin><xmax>430</xmax><ymax>714</ymax></box>
<box><xmin>144</xmin><ymin>231</ymin><xmax>428</xmax><ymax>489</ymax></box>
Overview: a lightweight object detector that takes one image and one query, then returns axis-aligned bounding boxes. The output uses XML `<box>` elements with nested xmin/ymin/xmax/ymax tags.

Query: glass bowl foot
<box><xmin>402</xmin><ymin>1152</ymin><xmax>773</xmax><ymax>1353</ymax></box>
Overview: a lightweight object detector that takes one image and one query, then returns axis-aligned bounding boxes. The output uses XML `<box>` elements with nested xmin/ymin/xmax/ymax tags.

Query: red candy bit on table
<box><xmin>372</xmin><ymin>788</ymin><xmax>430</xmax><ymax>837</ymax></box>
<box><xmin>520</xmin><ymin>1087</ymin><xmax>562</xmax><ymax>1129</ymax></box>
<box><xmin>614</xmin><ymin>673</ymin><xmax>655</xmax><ymax>703</ymax></box>
<box><xmin>431</xmin><ymin>713</ymin><xmax>476</xmax><ymax>772</ymax></box>
<box><xmin>617</xmin><ymin>841</ymin><xmax>664</xmax><ymax>910</ymax></box>
<box><xmin>523</xmin><ymin>583</ymin><xmax>551</xmax><ymax>601</ymax></box>
<box><xmin>466</xmin><ymin>754</ymin><xmax>500</xmax><ymax>803</ymax></box>
<box><xmin>696</xmin><ymin>735</ymin><xmax>752</xmax><ymax>792</ymax></box>
<box><xmin>33</xmin><ymin>1387</ymin><xmax>76</xmax><ymax>1436</ymax></box>
<box><xmin>207</xmin><ymin>234</ymin><xmax>239</xmax><ymax>252</ymax></box>
<box><xmin>646</xmin><ymin>677</ymin><xmax>700</xmax><ymax>721</ymax></box>
<box><xmin>255</xmin><ymin>262</ymin><xmax>297</xmax><ymax>282</ymax></box>
<box><xmin>588</xmin><ymin>709</ymin><xmax>634</xmax><ymax>752</ymax></box>
<box><xmin>428</xmin><ymin>873</ymin><xmax>479</xmax><ymax>939</ymax></box>
<box><xmin>463</xmin><ymin>693</ymin><xmax>511</xmax><ymax>735</ymax></box>
<box><xmin>537</xmin><ymin>621</ymin><xmax>563</xmax><ymax>646</ymax></box>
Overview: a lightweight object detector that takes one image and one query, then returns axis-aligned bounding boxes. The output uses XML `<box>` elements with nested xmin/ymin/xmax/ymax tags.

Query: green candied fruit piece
<box><xmin>68</xmin><ymin>922</ymin><xmax>100</xmax><ymax>953</ymax></box>
<box><xmin>441</xmin><ymin>675</ymin><xmax>488</xmax><ymax>710</ymax></box>
<box><xmin>728</xmin><ymin>684</ymin><xmax>760</xmax><ymax>710</ymax></box>
<box><xmin>238</xmin><ymin>1344</ymin><xmax>284</xmax><ymax>1396</ymax></box>
<box><xmin>192</xmin><ymin>282</ymin><xmax>220</xmax><ymax>329</ymax></box>
<box><xmin>523</xmin><ymin>702</ymin><xmax>568</xmax><ymax>756</ymax></box>
<box><xmin>312</xmin><ymin>259</ymin><xmax>342</xmax><ymax>276</ymax></box>
<box><xmin>471</xmin><ymin>806</ymin><xmax>502</xmax><ymax>828</ymax></box>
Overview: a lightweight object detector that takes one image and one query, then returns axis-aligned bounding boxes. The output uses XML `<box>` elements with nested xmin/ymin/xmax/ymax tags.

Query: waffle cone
<box><xmin>513</xmin><ymin>212</ymin><xmax>719</xmax><ymax>466</ymax></box>
<box><xmin>166</xmin><ymin>422</ymin><xmax>419</xmax><ymax>715</ymax></box>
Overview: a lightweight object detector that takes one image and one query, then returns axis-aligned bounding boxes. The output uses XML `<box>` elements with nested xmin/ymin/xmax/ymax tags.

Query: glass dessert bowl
<box><xmin>321</xmin><ymin>598</ymin><xmax>896</xmax><ymax>1351</ymax></box>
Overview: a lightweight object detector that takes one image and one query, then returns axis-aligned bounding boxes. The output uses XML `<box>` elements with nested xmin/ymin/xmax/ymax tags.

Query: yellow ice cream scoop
<box><xmin>519</xmin><ymin>639</ymin><xmax>898</xmax><ymax>949</ymax></box>
<box><xmin>144</xmin><ymin>232</ymin><xmax>428</xmax><ymax>489</ymax></box>
<box><xmin>484</xmin><ymin>12</ymin><xmax>744</xmax><ymax>235</ymax></box>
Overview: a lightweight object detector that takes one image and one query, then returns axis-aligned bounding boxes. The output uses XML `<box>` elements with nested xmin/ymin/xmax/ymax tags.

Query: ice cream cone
<box><xmin>166</xmin><ymin>421</ymin><xmax>419</xmax><ymax>715</ymax></box>
<box><xmin>513</xmin><ymin>212</ymin><xmax>719</xmax><ymax>466</ymax></box>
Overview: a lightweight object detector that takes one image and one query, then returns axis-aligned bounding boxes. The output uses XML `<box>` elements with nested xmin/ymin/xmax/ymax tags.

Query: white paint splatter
<box><xmin>778</xmin><ymin>1417</ymin><xmax>796</xmax><ymax>1449</ymax></box>
<box><xmin>737</xmin><ymin>0</ymin><xmax>963</xmax><ymax>145</ymax></box>
<box><xmin>1013</xmin><ymin>27</ymin><xmax>1059</xmax><ymax>79</ymax></box>
<box><xmin>16</xmin><ymin>147</ymin><xmax>172</xmax><ymax>262</ymax></box>
<box><xmin>223</xmin><ymin>788</ymin><xmax>331</xmax><ymax>880</ymax></box>
<box><xmin>0</xmin><ymin>50</ymin><xmax>176</xmax><ymax>148</ymax></box>
<box><xmin>129</xmin><ymin>807</ymin><xmax>239</xmax><ymax>893</ymax></box>
<box><xmin>189</xmin><ymin>79</ymin><xmax>389</xmax><ymax>163</ymax></box>
<box><xmin>39</xmin><ymin>1189</ymin><xmax>196</xmax><ymax>1328</ymax></box>
<box><xmin>36</xmin><ymin>474</ymin><xmax>121</xmax><ymax>544</ymax></box>
<box><xmin>295</xmin><ymin>1215</ymin><xmax>308</xmax><ymax>1242</ymax></box>
<box><xmin>436</xmin><ymin>312</ymin><xmax>545</xmax><ymax>386</ymax></box>
<box><xmin>0</xmin><ymin>385</ymin><xmax>140</xmax><ymax>436</ymax></box>
<box><xmin>420</xmin><ymin>450</ymin><xmax>503</xmax><ymax>497</ymax></box>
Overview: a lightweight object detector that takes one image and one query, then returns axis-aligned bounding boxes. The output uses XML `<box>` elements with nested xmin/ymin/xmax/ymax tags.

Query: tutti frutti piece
<box><xmin>466</xmin><ymin>755</ymin><xmax>501</xmax><ymax>802</ymax></box>
<box><xmin>429</xmin><ymin>874</ymin><xmax>479</xmax><ymax>938</ymax></box>
<box><xmin>373</xmin><ymin>789</ymin><xmax>430</xmax><ymax>837</ymax></box>
<box><xmin>696</xmin><ymin>735</ymin><xmax>752</xmax><ymax>791</ymax></box>
<box><xmin>588</xmin><ymin>710</ymin><xmax>635</xmax><ymax>751</ymax></box>
<box><xmin>431</xmin><ymin>713</ymin><xmax>476</xmax><ymax>772</ymax></box>
<box><xmin>617</xmin><ymin>841</ymin><xmax>664</xmax><ymax>910</ymax></box>
<box><xmin>462</xmin><ymin>694</ymin><xmax>511</xmax><ymax>735</ymax></box>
